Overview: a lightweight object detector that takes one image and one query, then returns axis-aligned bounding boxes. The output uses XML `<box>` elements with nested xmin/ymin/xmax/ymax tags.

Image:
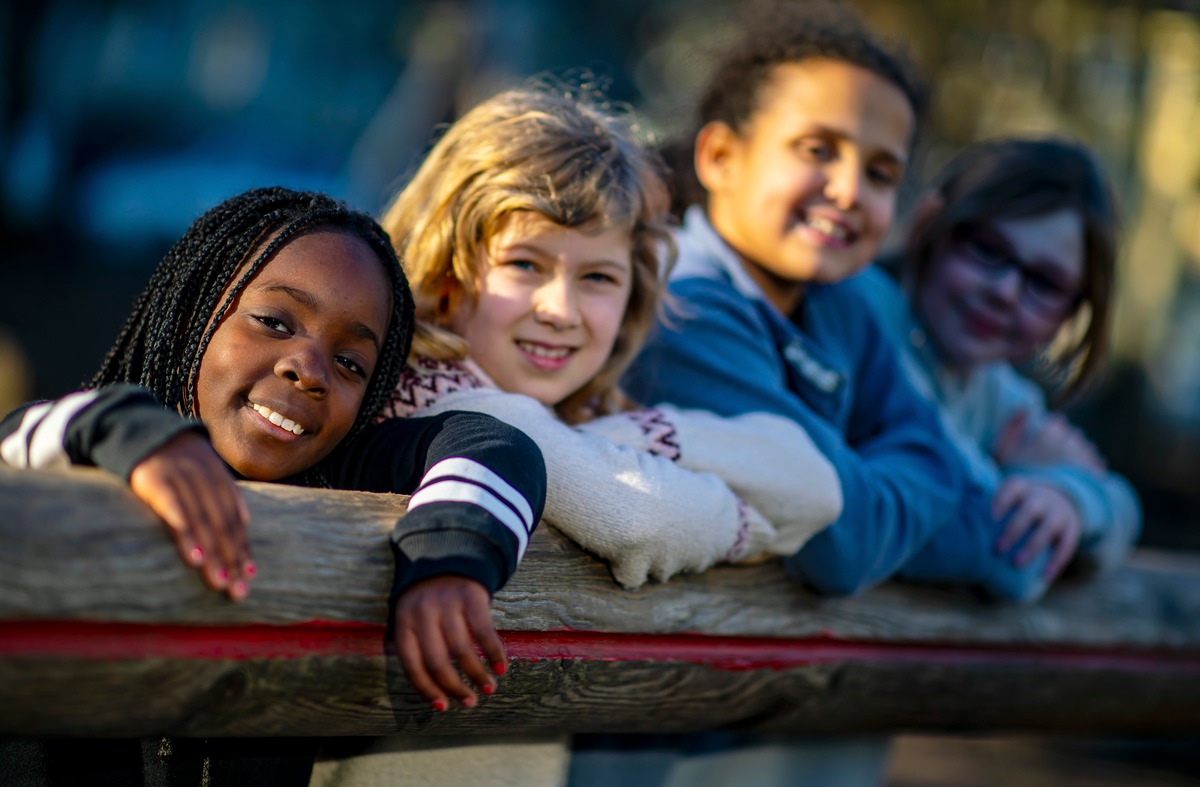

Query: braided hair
<box><xmin>92</xmin><ymin>186</ymin><xmax>415</xmax><ymax>479</ymax></box>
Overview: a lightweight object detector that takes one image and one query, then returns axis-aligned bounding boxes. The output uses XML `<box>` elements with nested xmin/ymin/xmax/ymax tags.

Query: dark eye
<box><xmin>867</xmin><ymin>165</ymin><xmax>899</xmax><ymax>188</ymax></box>
<box><xmin>583</xmin><ymin>271</ymin><xmax>619</xmax><ymax>286</ymax></box>
<box><xmin>964</xmin><ymin>237</ymin><xmax>1010</xmax><ymax>268</ymax></box>
<box><xmin>507</xmin><ymin>258</ymin><xmax>538</xmax><ymax>272</ymax></box>
<box><xmin>798</xmin><ymin>138</ymin><xmax>834</xmax><ymax>162</ymax></box>
<box><xmin>1025</xmin><ymin>271</ymin><xmax>1072</xmax><ymax>300</ymax></box>
<box><xmin>336</xmin><ymin>356</ymin><xmax>368</xmax><ymax>379</ymax></box>
<box><xmin>254</xmin><ymin>315</ymin><xmax>292</xmax><ymax>335</ymax></box>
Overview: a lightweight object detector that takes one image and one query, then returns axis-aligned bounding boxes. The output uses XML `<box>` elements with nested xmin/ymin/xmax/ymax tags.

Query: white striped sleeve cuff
<box><xmin>1</xmin><ymin>391</ymin><xmax>101</xmax><ymax>470</ymax></box>
<box><xmin>407</xmin><ymin>456</ymin><xmax>536</xmax><ymax>559</ymax></box>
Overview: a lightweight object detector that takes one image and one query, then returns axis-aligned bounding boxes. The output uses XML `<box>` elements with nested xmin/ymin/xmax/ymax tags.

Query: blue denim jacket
<box><xmin>625</xmin><ymin>207</ymin><xmax>1050</xmax><ymax>601</ymax></box>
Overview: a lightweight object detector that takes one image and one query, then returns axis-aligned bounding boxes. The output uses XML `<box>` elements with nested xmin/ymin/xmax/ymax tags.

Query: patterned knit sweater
<box><xmin>379</xmin><ymin>354</ymin><xmax>843</xmax><ymax>589</ymax></box>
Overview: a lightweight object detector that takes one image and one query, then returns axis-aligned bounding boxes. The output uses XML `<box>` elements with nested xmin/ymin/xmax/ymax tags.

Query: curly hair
<box><xmin>92</xmin><ymin>186</ymin><xmax>415</xmax><ymax>480</ymax></box>
<box><xmin>699</xmin><ymin>0</ymin><xmax>927</xmax><ymax>134</ymax></box>
<box><xmin>381</xmin><ymin>83</ymin><xmax>674</xmax><ymax>424</ymax></box>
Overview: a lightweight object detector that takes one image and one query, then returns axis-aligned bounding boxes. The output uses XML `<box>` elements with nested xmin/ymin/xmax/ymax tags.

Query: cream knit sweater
<box><xmin>378</xmin><ymin>354</ymin><xmax>843</xmax><ymax>589</ymax></box>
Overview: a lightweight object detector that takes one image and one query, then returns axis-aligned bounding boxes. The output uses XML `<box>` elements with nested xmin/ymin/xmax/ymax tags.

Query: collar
<box><xmin>680</xmin><ymin>206</ymin><xmax>777</xmax><ymax>304</ymax></box>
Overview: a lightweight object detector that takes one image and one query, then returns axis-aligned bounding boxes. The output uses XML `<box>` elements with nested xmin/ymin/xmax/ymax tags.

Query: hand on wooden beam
<box><xmin>128</xmin><ymin>431</ymin><xmax>254</xmax><ymax>600</ymax></box>
<box><xmin>393</xmin><ymin>575</ymin><xmax>507</xmax><ymax>711</ymax></box>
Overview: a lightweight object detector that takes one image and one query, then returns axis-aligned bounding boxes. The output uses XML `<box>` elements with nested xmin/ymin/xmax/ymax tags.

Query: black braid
<box><xmin>91</xmin><ymin>186</ymin><xmax>415</xmax><ymax>485</ymax></box>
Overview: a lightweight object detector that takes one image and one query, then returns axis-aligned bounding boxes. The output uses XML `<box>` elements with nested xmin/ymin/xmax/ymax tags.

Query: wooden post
<box><xmin>2</xmin><ymin>466</ymin><xmax>1200</xmax><ymax>737</ymax></box>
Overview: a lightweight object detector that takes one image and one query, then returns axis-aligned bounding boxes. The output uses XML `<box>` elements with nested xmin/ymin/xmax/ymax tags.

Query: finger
<box><xmin>443</xmin><ymin>614</ymin><xmax>492</xmax><ymax>703</ymax></box>
<box><xmin>999</xmin><ymin>500</ymin><xmax>1041</xmax><ymax>560</ymax></box>
<box><xmin>421</xmin><ymin>615</ymin><xmax>477</xmax><ymax>709</ymax></box>
<box><xmin>991</xmin><ymin>478</ymin><xmax>1028</xmax><ymax>522</ymax></box>
<box><xmin>1016</xmin><ymin>517</ymin><xmax>1060</xmax><ymax>568</ymax></box>
<box><xmin>198</xmin><ymin>469</ymin><xmax>250</xmax><ymax>599</ymax></box>
<box><xmin>142</xmin><ymin>473</ymin><xmax>206</xmax><ymax>573</ymax></box>
<box><xmin>467</xmin><ymin>602</ymin><xmax>507</xmax><ymax>680</ymax></box>
<box><xmin>396</xmin><ymin>618</ymin><xmax>447</xmax><ymax>711</ymax></box>
<box><xmin>1043</xmin><ymin>520</ymin><xmax>1082</xmax><ymax>581</ymax></box>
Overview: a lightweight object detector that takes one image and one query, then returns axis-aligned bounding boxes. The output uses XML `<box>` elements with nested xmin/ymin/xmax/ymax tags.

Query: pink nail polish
<box><xmin>189</xmin><ymin>546</ymin><xmax>204</xmax><ymax>564</ymax></box>
<box><xmin>231</xmin><ymin>580</ymin><xmax>248</xmax><ymax>600</ymax></box>
<box><xmin>481</xmin><ymin>684</ymin><xmax>495</xmax><ymax>696</ymax></box>
<box><xmin>493</xmin><ymin>662</ymin><xmax>507</xmax><ymax>676</ymax></box>
<box><xmin>432</xmin><ymin>699</ymin><xmax>448</xmax><ymax>712</ymax></box>
<box><xmin>245</xmin><ymin>562</ymin><xmax>257</xmax><ymax>577</ymax></box>
<box><xmin>216</xmin><ymin>568</ymin><xmax>229</xmax><ymax>583</ymax></box>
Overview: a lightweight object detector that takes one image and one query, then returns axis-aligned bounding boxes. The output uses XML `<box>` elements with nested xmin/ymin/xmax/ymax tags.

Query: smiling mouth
<box><xmin>796</xmin><ymin>213</ymin><xmax>854</xmax><ymax>244</ymax></box>
<box><xmin>251</xmin><ymin>402</ymin><xmax>306</xmax><ymax>435</ymax></box>
<box><xmin>516</xmin><ymin>341</ymin><xmax>573</xmax><ymax>361</ymax></box>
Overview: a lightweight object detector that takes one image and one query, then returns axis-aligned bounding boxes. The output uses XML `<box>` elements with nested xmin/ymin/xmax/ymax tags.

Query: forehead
<box><xmin>251</xmin><ymin>229</ymin><xmax>392</xmax><ymax>318</ymax></box>
<box><xmin>489</xmin><ymin>212</ymin><xmax>632</xmax><ymax>263</ymax></box>
<box><xmin>749</xmin><ymin>58</ymin><xmax>915</xmax><ymax>156</ymax></box>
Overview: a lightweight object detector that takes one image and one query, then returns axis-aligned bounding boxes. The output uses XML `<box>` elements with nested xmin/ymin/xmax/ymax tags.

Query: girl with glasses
<box><xmin>863</xmin><ymin>136</ymin><xmax>1140</xmax><ymax>585</ymax></box>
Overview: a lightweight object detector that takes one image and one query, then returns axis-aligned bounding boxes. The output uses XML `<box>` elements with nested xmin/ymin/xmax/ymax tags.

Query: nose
<box><xmin>275</xmin><ymin>342</ymin><xmax>329</xmax><ymax>397</ymax></box>
<box><xmin>823</xmin><ymin>161</ymin><xmax>863</xmax><ymax>210</ymax></box>
<box><xmin>533</xmin><ymin>276</ymin><xmax>580</xmax><ymax>330</ymax></box>
<box><xmin>984</xmin><ymin>265</ymin><xmax>1023</xmax><ymax>307</ymax></box>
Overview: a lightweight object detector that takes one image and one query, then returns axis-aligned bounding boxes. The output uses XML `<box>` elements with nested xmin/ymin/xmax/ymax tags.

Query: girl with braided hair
<box><xmin>1</xmin><ymin>186</ymin><xmax>547</xmax><ymax>719</ymax></box>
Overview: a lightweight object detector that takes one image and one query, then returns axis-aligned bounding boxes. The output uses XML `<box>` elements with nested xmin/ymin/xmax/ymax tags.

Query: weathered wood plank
<box><xmin>2</xmin><ymin>465</ymin><xmax>1200</xmax><ymax>737</ymax></box>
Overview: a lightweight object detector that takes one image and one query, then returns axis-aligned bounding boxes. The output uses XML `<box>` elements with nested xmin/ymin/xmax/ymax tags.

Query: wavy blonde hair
<box><xmin>380</xmin><ymin>84</ymin><xmax>674</xmax><ymax>423</ymax></box>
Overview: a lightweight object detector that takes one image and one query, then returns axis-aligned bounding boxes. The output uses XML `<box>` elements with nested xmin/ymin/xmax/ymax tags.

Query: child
<box><xmin>607</xmin><ymin>5</ymin><xmax>1059</xmax><ymax>784</ymax></box>
<box><xmin>624</xmin><ymin>0</ymin><xmax>1051</xmax><ymax>605</ymax></box>
<box><xmin>860</xmin><ymin>136</ymin><xmax>1140</xmax><ymax>582</ymax></box>
<box><xmin>378</xmin><ymin>84</ymin><xmax>844</xmax><ymax>589</ymax></box>
<box><xmin>0</xmin><ymin>187</ymin><xmax>547</xmax><ymax>782</ymax></box>
<box><xmin>309</xmin><ymin>84</ymin><xmax>843</xmax><ymax>787</ymax></box>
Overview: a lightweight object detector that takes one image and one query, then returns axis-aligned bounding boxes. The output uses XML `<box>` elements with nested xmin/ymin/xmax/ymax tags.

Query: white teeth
<box><xmin>805</xmin><ymin>215</ymin><xmax>849</xmax><ymax>241</ymax></box>
<box><xmin>518</xmin><ymin>341</ymin><xmax>571</xmax><ymax>359</ymax></box>
<box><xmin>251</xmin><ymin>403</ymin><xmax>306</xmax><ymax>435</ymax></box>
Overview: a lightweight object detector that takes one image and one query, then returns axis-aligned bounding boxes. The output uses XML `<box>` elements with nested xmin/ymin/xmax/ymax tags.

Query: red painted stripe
<box><xmin>2</xmin><ymin>620</ymin><xmax>1200</xmax><ymax>674</ymax></box>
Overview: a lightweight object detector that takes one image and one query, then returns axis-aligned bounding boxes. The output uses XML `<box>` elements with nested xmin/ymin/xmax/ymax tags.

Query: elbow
<box><xmin>782</xmin><ymin>546</ymin><xmax>878</xmax><ymax>597</ymax></box>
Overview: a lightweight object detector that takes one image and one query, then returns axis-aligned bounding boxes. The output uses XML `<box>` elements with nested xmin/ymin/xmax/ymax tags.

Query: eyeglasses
<box><xmin>953</xmin><ymin>227</ymin><xmax>1082</xmax><ymax>318</ymax></box>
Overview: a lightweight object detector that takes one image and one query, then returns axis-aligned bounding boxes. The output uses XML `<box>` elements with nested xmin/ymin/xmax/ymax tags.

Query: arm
<box><xmin>578</xmin><ymin>405</ymin><xmax>842</xmax><ymax>556</ymax></box>
<box><xmin>391</xmin><ymin>386</ymin><xmax>779</xmax><ymax>589</ymax></box>
<box><xmin>980</xmin><ymin>367</ymin><xmax>1141</xmax><ymax>575</ymax></box>
<box><xmin>625</xmin><ymin>279</ymin><xmax>964</xmax><ymax>596</ymax></box>
<box><xmin>330</xmin><ymin>410</ymin><xmax>546</xmax><ymax>710</ymax></box>
<box><xmin>1</xmin><ymin>384</ymin><xmax>250</xmax><ymax>597</ymax></box>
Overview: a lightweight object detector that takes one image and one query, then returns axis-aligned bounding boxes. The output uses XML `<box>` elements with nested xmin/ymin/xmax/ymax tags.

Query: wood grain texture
<box><xmin>2</xmin><ymin>465</ymin><xmax>1200</xmax><ymax>736</ymax></box>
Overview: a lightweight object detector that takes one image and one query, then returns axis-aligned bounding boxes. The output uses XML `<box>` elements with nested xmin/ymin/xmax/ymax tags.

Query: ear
<box><xmin>437</xmin><ymin>272</ymin><xmax>465</xmax><ymax>323</ymax></box>
<box><xmin>694</xmin><ymin>121</ymin><xmax>740</xmax><ymax>194</ymax></box>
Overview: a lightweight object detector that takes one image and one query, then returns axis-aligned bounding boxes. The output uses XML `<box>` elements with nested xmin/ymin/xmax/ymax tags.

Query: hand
<box><xmin>992</xmin><ymin>478</ymin><xmax>1083</xmax><ymax>582</ymax></box>
<box><xmin>129</xmin><ymin>431</ymin><xmax>253</xmax><ymax>600</ymax></box>
<box><xmin>993</xmin><ymin>411</ymin><xmax>1107</xmax><ymax>475</ymax></box>
<box><xmin>393</xmin><ymin>575</ymin><xmax>507</xmax><ymax>711</ymax></box>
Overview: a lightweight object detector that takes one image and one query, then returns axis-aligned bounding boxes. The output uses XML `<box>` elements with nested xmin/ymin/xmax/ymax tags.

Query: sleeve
<box><xmin>396</xmin><ymin>386</ymin><xmax>779</xmax><ymax>589</ymax></box>
<box><xmin>330</xmin><ymin>411</ymin><xmax>547</xmax><ymax>600</ymax></box>
<box><xmin>0</xmin><ymin>384</ymin><xmax>204</xmax><ymax>480</ymax></box>
<box><xmin>624</xmin><ymin>278</ymin><xmax>965</xmax><ymax>596</ymax></box>
<box><xmin>577</xmin><ymin>404</ymin><xmax>842</xmax><ymax>557</ymax></box>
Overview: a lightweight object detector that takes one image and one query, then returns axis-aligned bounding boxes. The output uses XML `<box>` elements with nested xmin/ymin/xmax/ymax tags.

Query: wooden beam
<box><xmin>2</xmin><ymin>466</ymin><xmax>1200</xmax><ymax>737</ymax></box>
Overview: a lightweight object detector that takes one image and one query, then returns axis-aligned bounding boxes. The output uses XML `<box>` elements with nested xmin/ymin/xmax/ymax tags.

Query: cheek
<box><xmin>585</xmin><ymin>293</ymin><xmax>630</xmax><ymax>355</ymax></box>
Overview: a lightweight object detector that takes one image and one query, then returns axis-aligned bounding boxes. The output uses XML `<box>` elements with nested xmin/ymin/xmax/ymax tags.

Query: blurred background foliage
<box><xmin>2</xmin><ymin>0</ymin><xmax>1198</xmax><ymax>550</ymax></box>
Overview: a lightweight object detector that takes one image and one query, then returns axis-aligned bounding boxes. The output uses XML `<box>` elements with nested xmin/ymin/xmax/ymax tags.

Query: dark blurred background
<box><xmin>2</xmin><ymin>2</ymin><xmax>1199</xmax><ymax>781</ymax></box>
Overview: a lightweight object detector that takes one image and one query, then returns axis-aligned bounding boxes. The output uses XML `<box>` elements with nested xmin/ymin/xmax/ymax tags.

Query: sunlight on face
<box><xmin>448</xmin><ymin>212</ymin><xmax>633</xmax><ymax>406</ymax></box>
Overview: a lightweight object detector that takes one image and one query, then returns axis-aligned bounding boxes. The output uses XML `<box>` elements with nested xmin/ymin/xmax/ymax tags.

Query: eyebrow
<box><xmin>261</xmin><ymin>283</ymin><xmax>382</xmax><ymax>350</ymax></box>
<box><xmin>500</xmin><ymin>242</ymin><xmax>632</xmax><ymax>270</ymax></box>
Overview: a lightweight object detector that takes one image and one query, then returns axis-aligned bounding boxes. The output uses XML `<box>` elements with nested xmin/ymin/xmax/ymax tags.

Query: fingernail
<box><xmin>189</xmin><ymin>546</ymin><xmax>204</xmax><ymax>565</ymax></box>
<box><xmin>230</xmin><ymin>580</ymin><xmax>248</xmax><ymax>600</ymax></box>
<box><xmin>216</xmin><ymin>568</ymin><xmax>229</xmax><ymax>585</ymax></box>
<box><xmin>245</xmin><ymin>561</ymin><xmax>257</xmax><ymax>578</ymax></box>
<box><xmin>432</xmin><ymin>699</ymin><xmax>448</xmax><ymax>712</ymax></box>
<box><xmin>462</xmin><ymin>696</ymin><xmax>477</xmax><ymax>709</ymax></box>
<box><xmin>482</xmin><ymin>684</ymin><xmax>495</xmax><ymax>696</ymax></box>
<box><xmin>493</xmin><ymin>662</ymin><xmax>507</xmax><ymax>676</ymax></box>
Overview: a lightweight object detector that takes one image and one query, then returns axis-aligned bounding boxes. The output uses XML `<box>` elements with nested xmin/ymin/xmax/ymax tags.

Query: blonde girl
<box><xmin>379</xmin><ymin>85</ymin><xmax>843</xmax><ymax>589</ymax></box>
<box><xmin>310</xmin><ymin>83</ymin><xmax>842</xmax><ymax>787</ymax></box>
